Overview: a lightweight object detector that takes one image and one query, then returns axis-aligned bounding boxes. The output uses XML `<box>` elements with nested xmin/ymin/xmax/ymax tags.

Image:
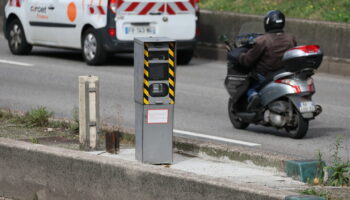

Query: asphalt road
<box><xmin>0</xmin><ymin>36</ymin><xmax>349</xmax><ymax>163</ymax></box>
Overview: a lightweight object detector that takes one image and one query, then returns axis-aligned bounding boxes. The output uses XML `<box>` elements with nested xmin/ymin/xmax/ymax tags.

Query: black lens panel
<box><xmin>149</xmin><ymin>63</ymin><xmax>169</xmax><ymax>81</ymax></box>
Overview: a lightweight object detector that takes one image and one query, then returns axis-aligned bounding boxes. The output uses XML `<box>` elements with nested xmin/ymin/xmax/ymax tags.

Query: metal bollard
<box><xmin>79</xmin><ymin>75</ymin><xmax>100</xmax><ymax>150</ymax></box>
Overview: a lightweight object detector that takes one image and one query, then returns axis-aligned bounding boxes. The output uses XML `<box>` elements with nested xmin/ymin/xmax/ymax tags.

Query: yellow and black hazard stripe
<box><xmin>143</xmin><ymin>43</ymin><xmax>150</xmax><ymax>105</ymax></box>
<box><xmin>168</xmin><ymin>42</ymin><xmax>176</xmax><ymax>104</ymax></box>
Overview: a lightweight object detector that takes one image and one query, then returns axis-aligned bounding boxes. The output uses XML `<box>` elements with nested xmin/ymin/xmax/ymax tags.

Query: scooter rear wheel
<box><xmin>285</xmin><ymin>108</ymin><xmax>309</xmax><ymax>139</ymax></box>
<box><xmin>228</xmin><ymin>98</ymin><xmax>249</xmax><ymax>129</ymax></box>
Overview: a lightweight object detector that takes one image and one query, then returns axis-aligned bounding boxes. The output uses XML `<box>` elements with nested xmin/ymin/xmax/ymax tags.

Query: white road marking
<box><xmin>173</xmin><ymin>129</ymin><xmax>261</xmax><ymax>147</ymax></box>
<box><xmin>0</xmin><ymin>59</ymin><xmax>34</xmax><ymax>67</ymax></box>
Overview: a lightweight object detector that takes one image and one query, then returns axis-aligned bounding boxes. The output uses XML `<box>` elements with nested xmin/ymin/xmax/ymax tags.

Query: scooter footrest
<box><xmin>236</xmin><ymin>112</ymin><xmax>256</xmax><ymax>122</ymax></box>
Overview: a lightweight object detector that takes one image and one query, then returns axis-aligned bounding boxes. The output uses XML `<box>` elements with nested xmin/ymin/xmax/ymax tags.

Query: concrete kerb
<box><xmin>173</xmin><ymin>137</ymin><xmax>298</xmax><ymax>172</ymax></box>
<box><xmin>98</xmin><ymin>124</ymin><xmax>300</xmax><ymax>173</ymax></box>
<box><xmin>104</xmin><ymin>126</ymin><xmax>326</xmax><ymax>186</ymax></box>
<box><xmin>0</xmin><ymin>137</ymin><xmax>299</xmax><ymax>200</ymax></box>
<box><xmin>0</xmin><ymin>109</ymin><xmax>316</xmax><ymax>187</ymax></box>
<box><xmin>90</xmin><ymin>123</ymin><xmax>299</xmax><ymax>173</ymax></box>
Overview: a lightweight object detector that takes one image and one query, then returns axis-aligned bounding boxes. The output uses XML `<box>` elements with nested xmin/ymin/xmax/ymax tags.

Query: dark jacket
<box><xmin>239</xmin><ymin>31</ymin><xmax>297</xmax><ymax>76</ymax></box>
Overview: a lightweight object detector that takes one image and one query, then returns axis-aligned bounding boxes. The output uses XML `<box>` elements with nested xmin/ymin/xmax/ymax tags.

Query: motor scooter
<box><xmin>224</xmin><ymin>22</ymin><xmax>323</xmax><ymax>139</ymax></box>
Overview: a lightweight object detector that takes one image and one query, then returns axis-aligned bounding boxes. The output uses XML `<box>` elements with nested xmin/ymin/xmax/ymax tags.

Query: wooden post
<box><xmin>79</xmin><ymin>75</ymin><xmax>99</xmax><ymax>150</ymax></box>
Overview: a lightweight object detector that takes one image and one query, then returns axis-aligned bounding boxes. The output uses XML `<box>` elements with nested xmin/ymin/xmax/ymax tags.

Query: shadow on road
<box><xmin>30</xmin><ymin>48</ymin><xmax>135</xmax><ymax>66</ymax></box>
<box><xmin>307</xmin><ymin>127</ymin><xmax>349</xmax><ymax>138</ymax></box>
<box><xmin>246</xmin><ymin>125</ymin><xmax>348</xmax><ymax>139</ymax></box>
<box><xmin>29</xmin><ymin>48</ymin><xmax>201</xmax><ymax>67</ymax></box>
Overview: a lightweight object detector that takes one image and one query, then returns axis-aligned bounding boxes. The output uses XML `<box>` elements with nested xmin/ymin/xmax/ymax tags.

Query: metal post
<box><xmin>79</xmin><ymin>75</ymin><xmax>100</xmax><ymax>150</ymax></box>
<box><xmin>105</xmin><ymin>131</ymin><xmax>120</xmax><ymax>154</ymax></box>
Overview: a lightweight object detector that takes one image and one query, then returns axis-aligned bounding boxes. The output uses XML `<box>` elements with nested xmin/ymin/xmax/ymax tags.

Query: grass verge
<box><xmin>301</xmin><ymin>188</ymin><xmax>330</xmax><ymax>200</ymax></box>
<box><xmin>200</xmin><ymin>0</ymin><xmax>350</xmax><ymax>23</ymax></box>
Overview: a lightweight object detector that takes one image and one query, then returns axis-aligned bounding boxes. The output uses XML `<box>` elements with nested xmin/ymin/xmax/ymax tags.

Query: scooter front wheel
<box><xmin>285</xmin><ymin>107</ymin><xmax>309</xmax><ymax>139</ymax></box>
<box><xmin>228</xmin><ymin>98</ymin><xmax>249</xmax><ymax>129</ymax></box>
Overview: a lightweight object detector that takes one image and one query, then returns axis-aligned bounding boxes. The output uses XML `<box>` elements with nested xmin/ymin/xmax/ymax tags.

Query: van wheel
<box><xmin>177</xmin><ymin>49</ymin><xmax>194</xmax><ymax>65</ymax></box>
<box><xmin>82</xmin><ymin>28</ymin><xmax>106</xmax><ymax>66</ymax></box>
<box><xmin>7</xmin><ymin>19</ymin><xmax>32</xmax><ymax>55</ymax></box>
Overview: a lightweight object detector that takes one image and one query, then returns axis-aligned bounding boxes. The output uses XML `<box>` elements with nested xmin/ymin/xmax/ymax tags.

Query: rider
<box><xmin>235</xmin><ymin>10</ymin><xmax>297</xmax><ymax>109</ymax></box>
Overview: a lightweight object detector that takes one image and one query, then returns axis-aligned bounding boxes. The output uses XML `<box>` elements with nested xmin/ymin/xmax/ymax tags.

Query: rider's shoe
<box><xmin>247</xmin><ymin>94</ymin><xmax>260</xmax><ymax>111</ymax></box>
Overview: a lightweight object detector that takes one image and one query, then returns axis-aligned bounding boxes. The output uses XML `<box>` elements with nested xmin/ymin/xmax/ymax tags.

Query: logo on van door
<box><xmin>31</xmin><ymin>6</ymin><xmax>47</xmax><ymax>14</ymax></box>
<box><xmin>31</xmin><ymin>6</ymin><xmax>49</xmax><ymax>19</ymax></box>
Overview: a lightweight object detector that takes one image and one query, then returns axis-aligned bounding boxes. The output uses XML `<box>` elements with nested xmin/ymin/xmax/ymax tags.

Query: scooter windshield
<box><xmin>234</xmin><ymin>22</ymin><xmax>265</xmax><ymax>48</ymax></box>
<box><xmin>238</xmin><ymin>22</ymin><xmax>264</xmax><ymax>35</ymax></box>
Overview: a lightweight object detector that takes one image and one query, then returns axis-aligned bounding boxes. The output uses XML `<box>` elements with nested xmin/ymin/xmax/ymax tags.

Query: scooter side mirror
<box><xmin>219</xmin><ymin>34</ymin><xmax>229</xmax><ymax>43</ymax></box>
<box><xmin>219</xmin><ymin>34</ymin><xmax>232</xmax><ymax>51</ymax></box>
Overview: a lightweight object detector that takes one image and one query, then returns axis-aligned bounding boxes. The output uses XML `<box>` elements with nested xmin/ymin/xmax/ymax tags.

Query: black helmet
<box><xmin>264</xmin><ymin>10</ymin><xmax>285</xmax><ymax>32</ymax></box>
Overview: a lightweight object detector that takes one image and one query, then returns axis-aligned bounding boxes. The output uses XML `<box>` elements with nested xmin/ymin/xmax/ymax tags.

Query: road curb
<box><xmin>173</xmin><ymin>136</ymin><xmax>298</xmax><ymax>172</ymax></box>
<box><xmin>0</xmin><ymin>137</ymin><xmax>298</xmax><ymax>200</ymax></box>
<box><xmin>119</xmin><ymin>130</ymin><xmax>324</xmax><ymax>185</ymax></box>
<box><xmin>100</xmin><ymin>127</ymin><xmax>300</xmax><ymax>172</ymax></box>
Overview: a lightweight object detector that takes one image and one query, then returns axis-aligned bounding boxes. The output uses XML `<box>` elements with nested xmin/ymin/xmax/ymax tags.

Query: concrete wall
<box><xmin>0</xmin><ymin>138</ymin><xmax>293</xmax><ymax>200</ymax></box>
<box><xmin>0</xmin><ymin>1</ymin><xmax>5</xmax><ymax>33</ymax></box>
<box><xmin>197</xmin><ymin>10</ymin><xmax>350</xmax><ymax>76</ymax></box>
<box><xmin>199</xmin><ymin>9</ymin><xmax>350</xmax><ymax>59</ymax></box>
<box><xmin>0</xmin><ymin>1</ymin><xmax>5</xmax><ymax>16</ymax></box>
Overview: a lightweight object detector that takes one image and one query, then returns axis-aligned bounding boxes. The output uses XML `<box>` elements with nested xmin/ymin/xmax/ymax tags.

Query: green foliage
<box><xmin>30</xmin><ymin>137</ymin><xmax>39</xmax><ymax>144</ymax></box>
<box><xmin>301</xmin><ymin>188</ymin><xmax>330</xmax><ymax>199</ymax></box>
<box><xmin>324</xmin><ymin>136</ymin><xmax>350</xmax><ymax>186</ymax></box>
<box><xmin>200</xmin><ymin>0</ymin><xmax>350</xmax><ymax>23</ymax></box>
<box><xmin>0</xmin><ymin>110</ymin><xmax>15</xmax><ymax>121</ymax></box>
<box><xmin>315</xmin><ymin>150</ymin><xmax>326</xmax><ymax>185</ymax></box>
<box><xmin>24</xmin><ymin>107</ymin><xmax>53</xmax><ymax>127</ymax></box>
<box><xmin>325</xmin><ymin>163</ymin><xmax>350</xmax><ymax>186</ymax></box>
<box><xmin>69</xmin><ymin>106</ymin><xmax>79</xmax><ymax>134</ymax></box>
<box><xmin>49</xmin><ymin>120</ymin><xmax>69</xmax><ymax>129</ymax></box>
<box><xmin>72</xmin><ymin>106</ymin><xmax>79</xmax><ymax>124</ymax></box>
<box><xmin>69</xmin><ymin>122</ymin><xmax>79</xmax><ymax>134</ymax></box>
<box><xmin>120</xmin><ymin>132</ymin><xmax>135</xmax><ymax>144</ymax></box>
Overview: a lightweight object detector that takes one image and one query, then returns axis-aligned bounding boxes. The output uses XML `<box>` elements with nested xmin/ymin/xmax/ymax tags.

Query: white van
<box><xmin>3</xmin><ymin>0</ymin><xmax>199</xmax><ymax>65</ymax></box>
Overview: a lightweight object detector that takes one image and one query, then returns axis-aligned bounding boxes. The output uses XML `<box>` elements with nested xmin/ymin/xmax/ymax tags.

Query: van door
<box><xmin>26</xmin><ymin>0</ymin><xmax>58</xmax><ymax>44</ymax></box>
<box><xmin>116</xmin><ymin>0</ymin><xmax>196</xmax><ymax>41</ymax></box>
<box><xmin>51</xmin><ymin>0</ymin><xmax>83</xmax><ymax>48</ymax></box>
